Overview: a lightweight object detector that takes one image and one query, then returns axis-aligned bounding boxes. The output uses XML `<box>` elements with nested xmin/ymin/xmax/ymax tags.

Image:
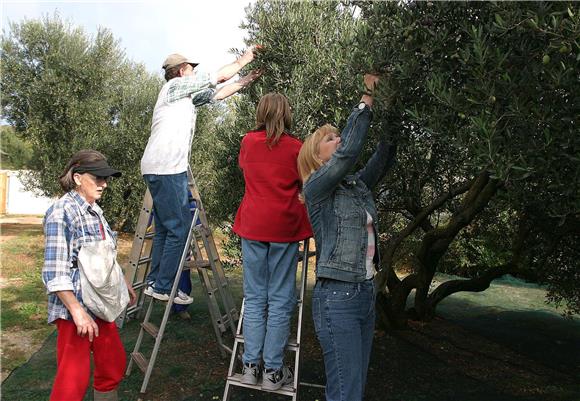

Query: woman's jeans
<box><xmin>241</xmin><ymin>239</ymin><xmax>298</xmax><ymax>370</ymax></box>
<box><xmin>312</xmin><ymin>278</ymin><xmax>376</xmax><ymax>401</ymax></box>
<box><xmin>143</xmin><ymin>172</ymin><xmax>192</xmax><ymax>294</ymax></box>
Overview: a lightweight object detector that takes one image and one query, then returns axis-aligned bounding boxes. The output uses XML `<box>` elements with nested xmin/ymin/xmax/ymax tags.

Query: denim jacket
<box><xmin>303</xmin><ymin>103</ymin><xmax>396</xmax><ymax>282</ymax></box>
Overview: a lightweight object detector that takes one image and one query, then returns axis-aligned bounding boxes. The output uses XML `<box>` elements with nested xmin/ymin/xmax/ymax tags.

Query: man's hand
<box><xmin>239</xmin><ymin>69</ymin><xmax>263</xmax><ymax>87</ymax></box>
<box><xmin>239</xmin><ymin>45</ymin><xmax>261</xmax><ymax>67</ymax></box>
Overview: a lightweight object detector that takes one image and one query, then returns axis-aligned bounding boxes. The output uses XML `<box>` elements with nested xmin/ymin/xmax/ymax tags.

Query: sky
<box><xmin>1</xmin><ymin>0</ymin><xmax>255</xmax><ymax>76</ymax></box>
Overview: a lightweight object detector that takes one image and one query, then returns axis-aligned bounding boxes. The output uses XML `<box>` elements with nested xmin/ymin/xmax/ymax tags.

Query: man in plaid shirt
<box><xmin>140</xmin><ymin>47</ymin><xmax>261</xmax><ymax>302</ymax></box>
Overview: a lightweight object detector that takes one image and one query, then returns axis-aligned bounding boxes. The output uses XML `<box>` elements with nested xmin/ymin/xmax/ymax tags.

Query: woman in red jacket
<box><xmin>233</xmin><ymin>92</ymin><xmax>312</xmax><ymax>390</ymax></box>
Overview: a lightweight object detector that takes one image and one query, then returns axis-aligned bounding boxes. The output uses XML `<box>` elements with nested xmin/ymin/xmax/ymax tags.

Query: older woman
<box><xmin>297</xmin><ymin>74</ymin><xmax>397</xmax><ymax>401</ymax></box>
<box><xmin>42</xmin><ymin>149</ymin><xmax>136</xmax><ymax>401</ymax></box>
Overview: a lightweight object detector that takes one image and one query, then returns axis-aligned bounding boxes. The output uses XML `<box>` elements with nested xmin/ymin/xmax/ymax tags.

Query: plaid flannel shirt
<box><xmin>42</xmin><ymin>191</ymin><xmax>116</xmax><ymax>324</ymax></box>
<box><xmin>165</xmin><ymin>69</ymin><xmax>217</xmax><ymax>106</ymax></box>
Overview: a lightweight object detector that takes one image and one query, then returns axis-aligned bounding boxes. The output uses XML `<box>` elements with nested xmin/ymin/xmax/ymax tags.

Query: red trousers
<box><xmin>49</xmin><ymin>318</ymin><xmax>126</xmax><ymax>401</ymax></box>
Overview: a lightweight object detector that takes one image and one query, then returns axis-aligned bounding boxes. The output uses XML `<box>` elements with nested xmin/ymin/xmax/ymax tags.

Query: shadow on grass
<box><xmin>2</xmin><ymin>282</ymin><xmax>580</xmax><ymax>401</ymax></box>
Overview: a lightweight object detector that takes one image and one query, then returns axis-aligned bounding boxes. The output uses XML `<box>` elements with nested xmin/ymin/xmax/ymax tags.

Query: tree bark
<box><xmin>413</xmin><ymin>170</ymin><xmax>499</xmax><ymax>320</ymax></box>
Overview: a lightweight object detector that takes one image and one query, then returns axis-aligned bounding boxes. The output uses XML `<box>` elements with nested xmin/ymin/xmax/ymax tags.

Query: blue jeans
<box><xmin>241</xmin><ymin>239</ymin><xmax>298</xmax><ymax>370</ymax></box>
<box><xmin>144</xmin><ymin>172</ymin><xmax>192</xmax><ymax>294</ymax></box>
<box><xmin>312</xmin><ymin>279</ymin><xmax>375</xmax><ymax>401</ymax></box>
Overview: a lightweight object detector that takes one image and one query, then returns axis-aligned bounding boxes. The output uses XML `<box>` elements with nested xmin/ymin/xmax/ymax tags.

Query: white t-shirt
<box><xmin>365</xmin><ymin>211</ymin><xmax>376</xmax><ymax>279</ymax></box>
<box><xmin>140</xmin><ymin>69</ymin><xmax>217</xmax><ymax>175</ymax></box>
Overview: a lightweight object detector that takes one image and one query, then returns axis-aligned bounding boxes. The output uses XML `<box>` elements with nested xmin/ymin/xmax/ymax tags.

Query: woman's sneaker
<box><xmin>240</xmin><ymin>362</ymin><xmax>259</xmax><ymax>385</ymax></box>
<box><xmin>262</xmin><ymin>365</ymin><xmax>293</xmax><ymax>391</ymax></box>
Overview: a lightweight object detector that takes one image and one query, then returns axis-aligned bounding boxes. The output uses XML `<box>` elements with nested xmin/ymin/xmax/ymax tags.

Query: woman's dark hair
<box><xmin>59</xmin><ymin>149</ymin><xmax>107</xmax><ymax>192</ymax></box>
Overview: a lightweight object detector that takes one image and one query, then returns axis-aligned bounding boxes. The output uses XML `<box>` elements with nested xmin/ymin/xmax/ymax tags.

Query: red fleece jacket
<box><xmin>233</xmin><ymin>130</ymin><xmax>313</xmax><ymax>242</ymax></box>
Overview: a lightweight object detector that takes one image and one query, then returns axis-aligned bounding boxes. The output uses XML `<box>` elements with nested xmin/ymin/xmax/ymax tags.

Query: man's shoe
<box><xmin>144</xmin><ymin>285</ymin><xmax>154</xmax><ymax>297</ymax></box>
<box><xmin>261</xmin><ymin>365</ymin><xmax>293</xmax><ymax>391</ymax></box>
<box><xmin>174</xmin><ymin>290</ymin><xmax>193</xmax><ymax>305</ymax></box>
<box><xmin>240</xmin><ymin>362</ymin><xmax>259</xmax><ymax>385</ymax></box>
<box><xmin>152</xmin><ymin>291</ymin><xmax>170</xmax><ymax>301</ymax></box>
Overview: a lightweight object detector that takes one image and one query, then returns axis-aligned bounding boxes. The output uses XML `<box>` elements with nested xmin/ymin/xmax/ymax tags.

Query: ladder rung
<box><xmin>141</xmin><ymin>322</ymin><xmax>159</xmax><ymax>338</ymax></box>
<box><xmin>298</xmin><ymin>251</ymin><xmax>316</xmax><ymax>262</ymax></box>
<box><xmin>131</xmin><ymin>352</ymin><xmax>149</xmax><ymax>373</ymax></box>
<box><xmin>185</xmin><ymin>259</ymin><xmax>211</xmax><ymax>269</ymax></box>
<box><xmin>234</xmin><ymin>335</ymin><xmax>299</xmax><ymax>351</ymax></box>
<box><xmin>226</xmin><ymin>374</ymin><xmax>295</xmax><ymax>396</ymax></box>
<box><xmin>132</xmin><ymin>281</ymin><xmax>147</xmax><ymax>290</ymax></box>
<box><xmin>137</xmin><ymin>256</ymin><xmax>152</xmax><ymax>265</ymax></box>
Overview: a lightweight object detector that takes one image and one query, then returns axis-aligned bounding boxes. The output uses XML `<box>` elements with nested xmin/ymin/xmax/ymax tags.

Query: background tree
<box><xmin>205</xmin><ymin>0</ymin><xmax>580</xmax><ymax>325</ymax></box>
<box><xmin>0</xmin><ymin>126</ymin><xmax>34</xmax><ymax>169</ymax></box>
<box><xmin>1</xmin><ymin>14</ymin><xmax>161</xmax><ymax>229</ymax></box>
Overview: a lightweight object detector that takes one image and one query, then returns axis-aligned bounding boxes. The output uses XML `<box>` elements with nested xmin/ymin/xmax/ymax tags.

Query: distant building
<box><xmin>0</xmin><ymin>170</ymin><xmax>56</xmax><ymax>215</ymax></box>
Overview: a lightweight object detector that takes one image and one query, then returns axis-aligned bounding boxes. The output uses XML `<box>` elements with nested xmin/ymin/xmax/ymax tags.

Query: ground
<box><xmin>1</xmin><ymin>218</ymin><xmax>579</xmax><ymax>400</ymax></box>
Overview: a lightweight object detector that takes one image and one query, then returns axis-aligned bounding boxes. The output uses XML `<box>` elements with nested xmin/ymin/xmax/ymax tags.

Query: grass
<box><xmin>1</xmin><ymin>224</ymin><xmax>55</xmax><ymax>376</ymax></box>
<box><xmin>1</xmin><ymin>223</ymin><xmax>579</xmax><ymax>400</ymax></box>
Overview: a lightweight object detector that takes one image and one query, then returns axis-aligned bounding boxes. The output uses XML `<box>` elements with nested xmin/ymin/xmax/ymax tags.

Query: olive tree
<box><xmin>1</xmin><ymin>14</ymin><xmax>161</xmax><ymax>228</ymax></box>
<box><xmin>205</xmin><ymin>0</ymin><xmax>579</xmax><ymax>325</ymax></box>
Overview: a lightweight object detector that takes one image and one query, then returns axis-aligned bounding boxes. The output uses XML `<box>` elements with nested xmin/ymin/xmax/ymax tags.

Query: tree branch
<box><xmin>427</xmin><ymin>263</ymin><xmax>515</xmax><ymax>308</ymax></box>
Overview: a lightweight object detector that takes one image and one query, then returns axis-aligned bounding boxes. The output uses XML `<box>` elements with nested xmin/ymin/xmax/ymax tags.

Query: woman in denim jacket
<box><xmin>297</xmin><ymin>74</ymin><xmax>396</xmax><ymax>401</ymax></box>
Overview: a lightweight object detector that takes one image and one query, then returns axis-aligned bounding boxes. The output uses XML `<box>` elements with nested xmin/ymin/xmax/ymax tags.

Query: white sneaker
<box><xmin>174</xmin><ymin>290</ymin><xmax>193</xmax><ymax>305</ymax></box>
<box><xmin>152</xmin><ymin>291</ymin><xmax>170</xmax><ymax>302</ymax></box>
<box><xmin>144</xmin><ymin>285</ymin><xmax>154</xmax><ymax>297</ymax></box>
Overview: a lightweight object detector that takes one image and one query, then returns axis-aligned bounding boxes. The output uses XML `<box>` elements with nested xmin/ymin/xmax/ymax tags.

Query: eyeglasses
<box><xmin>89</xmin><ymin>174</ymin><xmax>109</xmax><ymax>183</ymax></box>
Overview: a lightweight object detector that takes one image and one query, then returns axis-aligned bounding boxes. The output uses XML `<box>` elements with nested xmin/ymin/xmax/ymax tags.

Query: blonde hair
<box><xmin>255</xmin><ymin>93</ymin><xmax>292</xmax><ymax>148</ymax></box>
<box><xmin>297</xmin><ymin>124</ymin><xmax>339</xmax><ymax>183</ymax></box>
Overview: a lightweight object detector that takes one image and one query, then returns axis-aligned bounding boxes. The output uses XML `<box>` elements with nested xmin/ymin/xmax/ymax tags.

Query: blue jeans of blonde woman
<box><xmin>241</xmin><ymin>239</ymin><xmax>298</xmax><ymax>370</ymax></box>
<box><xmin>312</xmin><ymin>278</ymin><xmax>376</xmax><ymax>401</ymax></box>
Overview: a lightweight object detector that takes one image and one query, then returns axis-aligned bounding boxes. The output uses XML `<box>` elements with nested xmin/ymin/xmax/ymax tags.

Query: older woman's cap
<box><xmin>162</xmin><ymin>53</ymin><xmax>199</xmax><ymax>70</ymax></box>
<box><xmin>73</xmin><ymin>160</ymin><xmax>121</xmax><ymax>178</ymax></box>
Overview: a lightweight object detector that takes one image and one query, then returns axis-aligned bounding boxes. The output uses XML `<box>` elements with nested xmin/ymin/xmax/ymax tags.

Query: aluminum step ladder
<box><xmin>122</xmin><ymin>168</ymin><xmax>238</xmax><ymax>397</ymax></box>
<box><xmin>222</xmin><ymin>239</ymin><xmax>318</xmax><ymax>401</ymax></box>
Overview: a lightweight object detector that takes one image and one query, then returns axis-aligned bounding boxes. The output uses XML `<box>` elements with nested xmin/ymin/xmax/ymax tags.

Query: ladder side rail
<box><xmin>203</xmin><ymin>231</ymin><xmax>238</xmax><ymax>320</ymax></box>
<box><xmin>119</xmin><ymin>190</ymin><xmax>154</xmax><ymax>327</ymax></box>
<box><xmin>126</xmin><ymin>296</ymin><xmax>155</xmax><ymax>376</ymax></box>
<box><xmin>199</xmin><ymin>233</ymin><xmax>238</xmax><ymax>335</ymax></box>
<box><xmin>196</xmin><ymin>266</ymin><xmax>228</xmax><ymax>358</ymax></box>
<box><xmin>292</xmin><ymin>239</ymin><xmax>310</xmax><ymax>400</ymax></box>
<box><xmin>138</xmin><ymin>208</ymin><xmax>200</xmax><ymax>394</ymax></box>
<box><xmin>124</xmin><ymin>190</ymin><xmax>154</xmax><ymax>287</ymax></box>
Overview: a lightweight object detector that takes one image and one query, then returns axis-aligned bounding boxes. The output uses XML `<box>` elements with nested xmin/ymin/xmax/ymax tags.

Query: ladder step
<box><xmin>226</xmin><ymin>374</ymin><xmax>295</xmax><ymax>396</ymax></box>
<box><xmin>131</xmin><ymin>352</ymin><xmax>149</xmax><ymax>373</ymax></box>
<box><xmin>136</xmin><ymin>256</ymin><xmax>152</xmax><ymax>266</ymax></box>
<box><xmin>185</xmin><ymin>259</ymin><xmax>211</xmax><ymax>269</ymax></box>
<box><xmin>234</xmin><ymin>335</ymin><xmax>299</xmax><ymax>351</ymax></box>
<box><xmin>141</xmin><ymin>322</ymin><xmax>159</xmax><ymax>338</ymax></box>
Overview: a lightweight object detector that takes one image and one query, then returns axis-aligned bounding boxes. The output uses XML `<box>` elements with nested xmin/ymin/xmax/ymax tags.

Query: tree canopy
<box><xmin>210</xmin><ymin>0</ymin><xmax>580</xmax><ymax>321</ymax></box>
<box><xmin>1</xmin><ymin>14</ymin><xmax>161</xmax><ymax>228</ymax></box>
